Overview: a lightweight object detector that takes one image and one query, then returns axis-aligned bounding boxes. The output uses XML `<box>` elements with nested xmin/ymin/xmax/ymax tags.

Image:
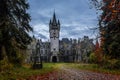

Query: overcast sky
<box><xmin>28</xmin><ymin>0</ymin><xmax>99</xmax><ymax>41</ymax></box>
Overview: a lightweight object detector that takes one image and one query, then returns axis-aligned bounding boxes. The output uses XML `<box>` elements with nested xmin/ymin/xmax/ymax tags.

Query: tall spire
<box><xmin>52</xmin><ymin>11</ymin><xmax>57</xmax><ymax>24</ymax></box>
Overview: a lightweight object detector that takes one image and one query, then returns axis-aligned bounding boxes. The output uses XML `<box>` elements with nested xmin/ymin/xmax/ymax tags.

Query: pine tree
<box><xmin>0</xmin><ymin>0</ymin><xmax>32</xmax><ymax>64</ymax></box>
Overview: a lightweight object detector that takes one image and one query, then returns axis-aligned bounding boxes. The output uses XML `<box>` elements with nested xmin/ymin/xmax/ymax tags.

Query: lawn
<box><xmin>63</xmin><ymin>63</ymin><xmax>120</xmax><ymax>75</ymax></box>
<box><xmin>1</xmin><ymin>63</ymin><xmax>120</xmax><ymax>80</ymax></box>
<box><xmin>0</xmin><ymin>63</ymin><xmax>62</xmax><ymax>80</ymax></box>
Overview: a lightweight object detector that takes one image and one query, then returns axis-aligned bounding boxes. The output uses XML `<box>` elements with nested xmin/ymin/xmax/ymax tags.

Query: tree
<box><xmin>100</xmin><ymin>0</ymin><xmax>120</xmax><ymax>59</ymax></box>
<box><xmin>0</xmin><ymin>0</ymin><xmax>32</xmax><ymax>64</ymax></box>
<box><xmin>90</xmin><ymin>0</ymin><xmax>120</xmax><ymax>59</ymax></box>
<box><xmin>94</xmin><ymin>40</ymin><xmax>103</xmax><ymax>63</ymax></box>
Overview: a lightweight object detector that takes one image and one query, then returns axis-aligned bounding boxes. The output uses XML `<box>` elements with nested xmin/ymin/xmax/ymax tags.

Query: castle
<box><xmin>26</xmin><ymin>13</ymin><xmax>95</xmax><ymax>63</ymax></box>
<box><xmin>49</xmin><ymin>12</ymin><xmax>60</xmax><ymax>62</ymax></box>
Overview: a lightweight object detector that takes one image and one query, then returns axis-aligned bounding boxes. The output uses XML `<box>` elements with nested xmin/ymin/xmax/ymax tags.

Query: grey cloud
<box><xmin>33</xmin><ymin>31</ymin><xmax>47</xmax><ymax>39</ymax></box>
<box><xmin>28</xmin><ymin>0</ymin><xmax>99</xmax><ymax>41</ymax></box>
<box><xmin>37</xmin><ymin>33</ymin><xmax>47</xmax><ymax>39</ymax></box>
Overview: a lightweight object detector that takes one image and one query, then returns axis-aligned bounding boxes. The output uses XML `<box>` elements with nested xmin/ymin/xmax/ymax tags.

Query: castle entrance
<box><xmin>52</xmin><ymin>56</ymin><xmax>57</xmax><ymax>62</ymax></box>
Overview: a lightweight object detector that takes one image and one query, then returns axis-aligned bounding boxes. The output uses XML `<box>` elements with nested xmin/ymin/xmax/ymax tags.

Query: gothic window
<box><xmin>45</xmin><ymin>50</ymin><xmax>47</xmax><ymax>54</ymax></box>
<box><xmin>41</xmin><ymin>50</ymin><xmax>43</xmax><ymax>54</ymax></box>
<box><xmin>53</xmin><ymin>32</ymin><xmax>56</xmax><ymax>39</ymax></box>
<box><xmin>53</xmin><ymin>32</ymin><xmax>55</xmax><ymax>36</ymax></box>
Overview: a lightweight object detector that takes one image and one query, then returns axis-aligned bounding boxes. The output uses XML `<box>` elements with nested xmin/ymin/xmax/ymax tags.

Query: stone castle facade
<box><xmin>26</xmin><ymin>36</ymin><xmax>95</xmax><ymax>63</ymax></box>
<box><xmin>26</xmin><ymin>13</ymin><xmax>95</xmax><ymax>63</ymax></box>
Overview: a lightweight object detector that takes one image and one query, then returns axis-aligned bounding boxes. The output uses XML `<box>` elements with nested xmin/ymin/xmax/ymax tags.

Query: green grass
<box><xmin>0</xmin><ymin>63</ymin><xmax>62</xmax><ymax>80</ymax></box>
<box><xmin>63</xmin><ymin>63</ymin><xmax>120</xmax><ymax>75</ymax></box>
<box><xmin>1</xmin><ymin>63</ymin><xmax>120</xmax><ymax>80</ymax></box>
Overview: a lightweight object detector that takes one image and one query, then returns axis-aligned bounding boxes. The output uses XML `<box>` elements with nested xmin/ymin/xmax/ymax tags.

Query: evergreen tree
<box><xmin>0</xmin><ymin>0</ymin><xmax>32</xmax><ymax>64</ymax></box>
<box><xmin>90</xmin><ymin>0</ymin><xmax>120</xmax><ymax>59</ymax></box>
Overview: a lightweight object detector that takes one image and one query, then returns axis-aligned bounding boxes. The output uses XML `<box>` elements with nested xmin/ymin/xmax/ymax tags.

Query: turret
<box><xmin>49</xmin><ymin>12</ymin><xmax>60</xmax><ymax>30</ymax></box>
<box><xmin>49</xmin><ymin>19</ymin><xmax>52</xmax><ymax>31</ymax></box>
<box><xmin>49</xmin><ymin>12</ymin><xmax>60</xmax><ymax>62</ymax></box>
<box><xmin>49</xmin><ymin>19</ymin><xmax>52</xmax><ymax>25</ymax></box>
<box><xmin>52</xmin><ymin>12</ymin><xmax>57</xmax><ymax>25</ymax></box>
<box><xmin>58</xmin><ymin>20</ymin><xmax>60</xmax><ymax>31</ymax></box>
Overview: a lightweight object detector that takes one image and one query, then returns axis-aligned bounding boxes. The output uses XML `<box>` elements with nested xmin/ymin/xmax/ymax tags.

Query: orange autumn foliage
<box><xmin>101</xmin><ymin>0</ymin><xmax>120</xmax><ymax>23</ymax></box>
<box><xmin>99</xmin><ymin>0</ymin><xmax>120</xmax><ymax>56</ymax></box>
<box><xmin>94</xmin><ymin>40</ymin><xmax>103</xmax><ymax>63</ymax></box>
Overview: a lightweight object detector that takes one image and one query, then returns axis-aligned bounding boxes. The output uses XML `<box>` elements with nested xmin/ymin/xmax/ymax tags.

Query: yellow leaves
<box><xmin>112</xmin><ymin>10</ymin><xmax>118</xmax><ymax>13</ymax></box>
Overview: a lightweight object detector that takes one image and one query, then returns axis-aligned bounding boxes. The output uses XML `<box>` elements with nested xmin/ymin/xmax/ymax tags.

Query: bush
<box><xmin>114</xmin><ymin>60</ymin><xmax>120</xmax><ymax>69</ymax></box>
<box><xmin>89</xmin><ymin>53</ymin><xmax>97</xmax><ymax>63</ymax></box>
<box><xmin>0</xmin><ymin>57</ymin><xmax>13</xmax><ymax>72</ymax></box>
<box><xmin>102</xmin><ymin>56</ymin><xmax>120</xmax><ymax>69</ymax></box>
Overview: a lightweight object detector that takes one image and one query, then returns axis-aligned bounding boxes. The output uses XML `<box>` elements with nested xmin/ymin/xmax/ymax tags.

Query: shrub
<box><xmin>102</xmin><ymin>56</ymin><xmax>120</xmax><ymax>69</ymax></box>
<box><xmin>0</xmin><ymin>57</ymin><xmax>13</xmax><ymax>72</ymax></box>
<box><xmin>89</xmin><ymin>53</ymin><xmax>97</xmax><ymax>63</ymax></box>
<box><xmin>114</xmin><ymin>60</ymin><xmax>120</xmax><ymax>69</ymax></box>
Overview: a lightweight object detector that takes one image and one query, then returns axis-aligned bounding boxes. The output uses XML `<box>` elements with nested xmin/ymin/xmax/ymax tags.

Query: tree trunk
<box><xmin>0</xmin><ymin>45</ymin><xmax>5</xmax><ymax>60</ymax></box>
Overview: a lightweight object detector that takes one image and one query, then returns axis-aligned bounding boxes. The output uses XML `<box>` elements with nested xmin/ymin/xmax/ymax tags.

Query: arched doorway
<box><xmin>52</xmin><ymin>56</ymin><xmax>57</xmax><ymax>62</ymax></box>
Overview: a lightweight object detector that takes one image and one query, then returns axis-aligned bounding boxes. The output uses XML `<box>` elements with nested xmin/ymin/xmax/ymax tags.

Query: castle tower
<box><xmin>49</xmin><ymin>12</ymin><xmax>60</xmax><ymax>62</ymax></box>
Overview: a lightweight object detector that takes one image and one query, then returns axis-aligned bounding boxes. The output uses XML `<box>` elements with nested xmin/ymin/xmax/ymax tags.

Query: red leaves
<box><xmin>95</xmin><ymin>40</ymin><xmax>99</xmax><ymax>51</ymax></box>
<box><xmin>101</xmin><ymin>0</ymin><xmax>120</xmax><ymax>23</ymax></box>
<box><xmin>94</xmin><ymin>40</ymin><xmax>103</xmax><ymax>63</ymax></box>
<box><xmin>27</xmin><ymin>71</ymin><xmax>59</xmax><ymax>80</ymax></box>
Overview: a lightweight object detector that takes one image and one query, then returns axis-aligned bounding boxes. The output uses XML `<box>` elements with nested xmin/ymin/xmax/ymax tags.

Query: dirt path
<box><xmin>28</xmin><ymin>65</ymin><xmax>120</xmax><ymax>80</ymax></box>
<box><xmin>57</xmin><ymin>66</ymin><xmax>120</xmax><ymax>80</ymax></box>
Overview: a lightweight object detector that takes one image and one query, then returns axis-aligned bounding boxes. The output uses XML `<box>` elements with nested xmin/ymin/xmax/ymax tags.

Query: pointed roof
<box><xmin>49</xmin><ymin>11</ymin><xmax>60</xmax><ymax>30</ymax></box>
<box><xmin>49</xmin><ymin>19</ymin><xmax>51</xmax><ymax>24</ymax></box>
<box><xmin>52</xmin><ymin>12</ymin><xmax>57</xmax><ymax>24</ymax></box>
<box><xmin>58</xmin><ymin>20</ymin><xmax>60</xmax><ymax>25</ymax></box>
